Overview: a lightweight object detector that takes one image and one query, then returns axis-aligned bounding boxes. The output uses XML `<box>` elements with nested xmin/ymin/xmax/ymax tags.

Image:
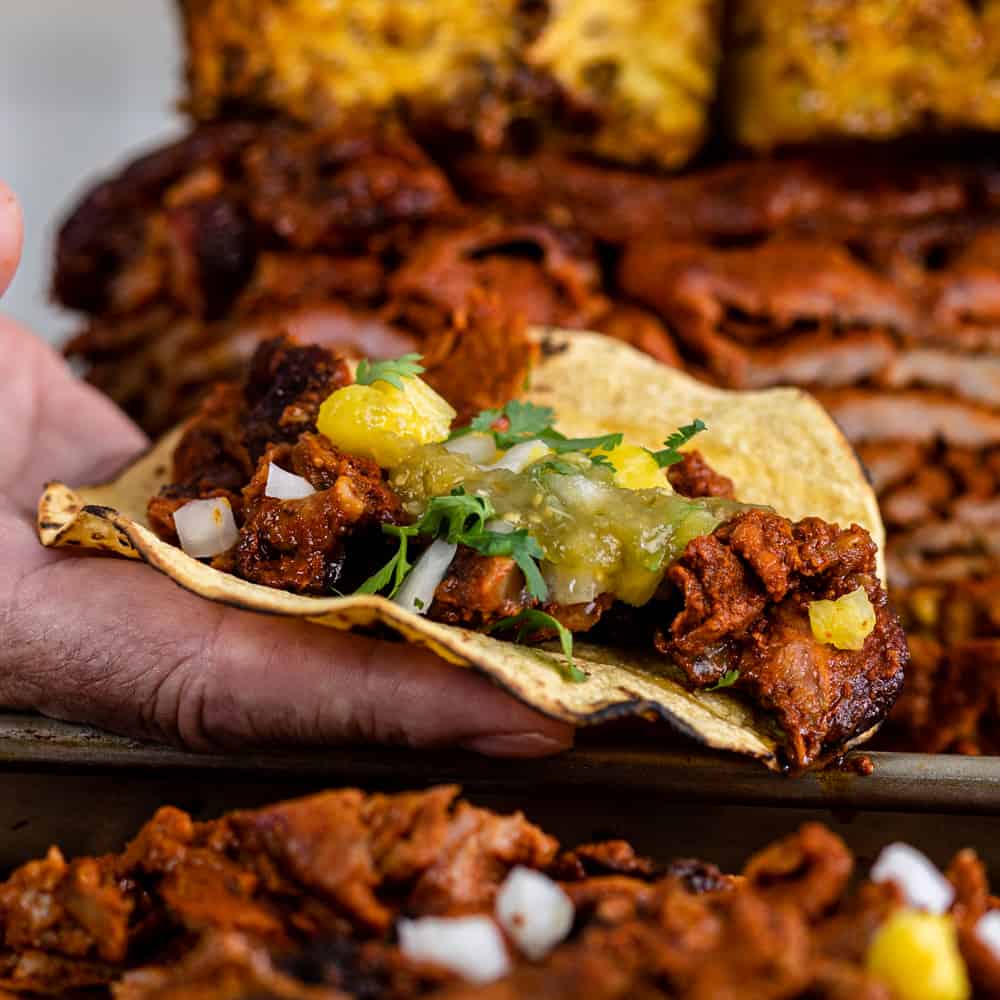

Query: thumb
<box><xmin>0</xmin><ymin>179</ymin><xmax>23</xmax><ymax>298</ymax></box>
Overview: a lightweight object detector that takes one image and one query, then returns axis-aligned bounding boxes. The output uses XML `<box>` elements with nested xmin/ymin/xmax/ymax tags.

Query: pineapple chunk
<box><xmin>808</xmin><ymin>586</ymin><xmax>876</xmax><ymax>651</ymax></box>
<box><xmin>867</xmin><ymin>911</ymin><xmax>970</xmax><ymax>1000</ymax></box>
<box><xmin>317</xmin><ymin>377</ymin><xmax>456</xmax><ymax>469</ymax></box>
<box><xmin>601</xmin><ymin>444</ymin><xmax>667</xmax><ymax>491</ymax></box>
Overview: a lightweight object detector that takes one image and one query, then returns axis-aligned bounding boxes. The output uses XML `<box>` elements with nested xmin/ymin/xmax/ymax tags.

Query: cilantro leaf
<box><xmin>706</xmin><ymin>669</ymin><xmax>740</xmax><ymax>691</ymax></box>
<box><xmin>539</xmin><ymin>430</ymin><xmax>623</xmax><ymax>455</ymax></box>
<box><xmin>645</xmin><ymin>419</ymin><xmax>707</xmax><ymax>469</ymax></box>
<box><xmin>498</xmin><ymin>401</ymin><xmax>556</xmax><ymax>447</ymax></box>
<box><xmin>468</xmin><ymin>408</ymin><xmax>504</xmax><ymax>433</ymax></box>
<box><xmin>489</xmin><ymin>610</ymin><xmax>586</xmax><ymax>683</ymax></box>
<box><xmin>356</xmin><ymin>527</ymin><xmax>414</xmax><ymax>597</ymax></box>
<box><xmin>355</xmin><ymin>353</ymin><xmax>425</xmax><ymax>390</ymax></box>
<box><xmin>462</xmin><ymin>528</ymin><xmax>548</xmax><ymax>601</ymax></box>
<box><xmin>454</xmin><ymin>401</ymin><xmax>556</xmax><ymax>449</ymax></box>
<box><xmin>415</xmin><ymin>489</ymin><xmax>495</xmax><ymax>543</ymax></box>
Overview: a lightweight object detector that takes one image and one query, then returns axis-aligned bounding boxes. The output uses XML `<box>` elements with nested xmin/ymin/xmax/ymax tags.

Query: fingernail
<box><xmin>462</xmin><ymin>730</ymin><xmax>574</xmax><ymax>758</ymax></box>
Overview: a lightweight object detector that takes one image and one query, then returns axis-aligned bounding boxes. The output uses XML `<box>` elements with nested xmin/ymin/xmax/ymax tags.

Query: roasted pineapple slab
<box><xmin>178</xmin><ymin>0</ymin><xmax>720</xmax><ymax>168</ymax></box>
<box><xmin>727</xmin><ymin>0</ymin><xmax>1000</xmax><ymax>149</ymax></box>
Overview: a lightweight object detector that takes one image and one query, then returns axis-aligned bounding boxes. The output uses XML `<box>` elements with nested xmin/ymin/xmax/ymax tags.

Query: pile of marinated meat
<box><xmin>0</xmin><ymin>785</ymin><xmax>995</xmax><ymax>999</ymax></box>
<box><xmin>54</xmin><ymin>124</ymin><xmax>999</xmax><ymax>755</ymax></box>
<box><xmin>146</xmin><ymin>336</ymin><xmax>907</xmax><ymax>769</ymax></box>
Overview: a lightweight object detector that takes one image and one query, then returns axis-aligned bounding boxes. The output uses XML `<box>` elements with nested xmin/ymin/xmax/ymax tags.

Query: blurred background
<box><xmin>0</xmin><ymin>1</ymin><xmax>181</xmax><ymax>343</ymax></box>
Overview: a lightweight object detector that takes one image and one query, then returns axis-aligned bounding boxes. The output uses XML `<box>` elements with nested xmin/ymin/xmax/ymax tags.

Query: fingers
<box><xmin>8</xmin><ymin>554</ymin><xmax>574</xmax><ymax>759</ymax></box>
<box><xmin>0</xmin><ymin>179</ymin><xmax>23</xmax><ymax>297</ymax></box>
<box><xmin>1</xmin><ymin>316</ymin><xmax>147</xmax><ymax>510</ymax></box>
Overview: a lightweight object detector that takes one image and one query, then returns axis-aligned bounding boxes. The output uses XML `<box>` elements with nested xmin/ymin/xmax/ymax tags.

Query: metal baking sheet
<box><xmin>0</xmin><ymin>712</ymin><xmax>998</xmax><ymax>882</ymax></box>
<box><xmin>1</xmin><ymin>711</ymin><xmax>998</xmax><ymax>812</ymax></box>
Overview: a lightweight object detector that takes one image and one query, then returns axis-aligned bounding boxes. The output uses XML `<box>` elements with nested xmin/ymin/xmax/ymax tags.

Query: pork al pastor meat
<box><xmin>0</xmin><ymin>787</ymin><xmax>997</xmax><ymax>999</ymax></box>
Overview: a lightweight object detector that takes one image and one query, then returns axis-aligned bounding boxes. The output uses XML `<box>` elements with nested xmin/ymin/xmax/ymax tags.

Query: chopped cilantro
<box><xmin>540</xmin><ymin>430</ymin><xmax>623</xmax><ymax>455</ymax></box>
<box><xmin>706</xmin><ymin>669</ymin><xmax>740</xmax><ymax>691</ymax></box>
<box><xmin>356</xmin><ymin>528</ymin><xmax>413</xmax><ymax>597</ymax></box>
<box><xmin>489</xmin><ymin>610</ymin><xmax>586</xmax><ymax>683</ymax></box>
<box><xmin>589</xmin><ymin>452</ymin><xmax>615</xmax><ymax>470</ymax></box>
<box><xmin>467</xmin><ymin>407</ymin><xmax>504</xmax><ymax>433</ymax></box>
<box><xmin>412</xmin><ymin>489</ymin><xmax>494</xmax><ymax>543</ymax></box>
<box><xmin>645</xmin><ymin>419</ymin><xmax>707</xmax><ymax>469</ymax></box>
<box><xmin>452</xmin><ymin>402</ymin><xmax>622</xmax><ymax>461</ymax></box>
<box><xmin>354</xmin><ymin>488</ymin><xmax>548</xmax><ymax>601</ymax></box>
<box><xmin>492</xmin><ymin>401</ymin><xmax>557</xmax><ymax>449</ymax></box>
<box><xmin>355</xmin><ymin>353</ymin><xmax>425</xmax><ymax>390</ymax></box>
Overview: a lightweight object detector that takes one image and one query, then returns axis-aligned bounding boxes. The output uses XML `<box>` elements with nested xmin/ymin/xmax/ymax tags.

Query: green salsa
<box><xmin>390</xmin><ymin>444</ymin><xmax>752</xmax><ymax>606</ymax></box>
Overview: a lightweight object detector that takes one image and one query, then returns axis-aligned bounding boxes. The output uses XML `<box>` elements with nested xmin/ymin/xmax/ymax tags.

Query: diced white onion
<box><xmin>547</xmin><ymin>473</ymin><xmax>611</xmax><ymax>515</ymax></box>
<box><xmin>398</xmin><ymin>916</ymin><xmax>510</xmax><ymax>984</ymax></box>
<box><xmin>870</xmin><ymin>843</ymin><xmax>955</xmax><ymax>914</ymax></box>
<box><xmin>542</xmin><ymin>563</ymin><xmax>600</xmax><ymax>605</ymax></box>
<box><xmin>487</xmin><ymin>440</ymin><xmax>551</xmax><ymax>474</ymax></box>
<box><xmin>444</xmin><ymin>432</ymin><xmax>498</xmax><ymax>465</ymax></box>
<box><xmin>485</xmin><ymin>519</ymin><xmax>515</xmax><ymax>534</ymax></box>
<box><xmin>496</xmin><ymin>866</ymin><xmax>574</xmax><ymax>961</ymax></box>
<box><xmin>173</xmin><ymin>498</ymin><xmax>239</xmax><ymax>559</ymax></box>
<box><xmin>265</xmin><ymin>463</ymin><xmax>316</xmax><ymax>500</ymax></box>
<box><xmin>393</xmin><ymin>539</ymin><xmax>457</xmax><ymax>615</ymax></box>
<box><xmin>975</xmin><ymin>910</ymin><xmax>1000</xmax><ymax>958</ymax></box>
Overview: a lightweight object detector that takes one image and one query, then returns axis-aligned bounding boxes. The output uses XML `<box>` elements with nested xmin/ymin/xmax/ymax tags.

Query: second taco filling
<box><xmin>147</xmin><ymin>337</ymin><xmax>908</xmax><ymax>767</ymax></box>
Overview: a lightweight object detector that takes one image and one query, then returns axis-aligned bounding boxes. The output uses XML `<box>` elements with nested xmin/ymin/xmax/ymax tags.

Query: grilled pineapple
<box><xmin>178</xmin><ymin>0</ymin><xmax>720</xmax><ymax>167</ymax></box>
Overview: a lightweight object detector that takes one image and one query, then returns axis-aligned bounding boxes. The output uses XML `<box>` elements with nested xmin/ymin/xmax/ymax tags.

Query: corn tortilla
<box><xmin>38</xmin><ymin>330</ymin><xmax>885</xmax><ymax>769</ymax></box>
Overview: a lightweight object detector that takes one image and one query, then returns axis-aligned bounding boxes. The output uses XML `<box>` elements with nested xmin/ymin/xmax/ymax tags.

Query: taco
<box><xmin>38</xmin><ymin>330</ymin><xmax>907</xmax><ymax>770</ymax></box>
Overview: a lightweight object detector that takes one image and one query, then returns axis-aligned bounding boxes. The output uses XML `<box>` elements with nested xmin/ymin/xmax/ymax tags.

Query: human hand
<box><xmin>0</xmin><ymin>182</ymin><xmax>572</xmax><ymax>757</ymax></box>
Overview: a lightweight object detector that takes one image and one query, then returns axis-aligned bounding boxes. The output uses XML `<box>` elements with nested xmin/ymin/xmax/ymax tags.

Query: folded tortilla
<box><xmin>38</xmin><ymin>330</ymin><xmax>884</xmax><ymax>769</ymax></box>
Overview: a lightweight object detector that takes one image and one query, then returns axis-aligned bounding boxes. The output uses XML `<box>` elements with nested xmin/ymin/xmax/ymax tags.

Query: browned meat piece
<box><xmin>387</xmin><ymin>221</ymin><xmax>602</xmax><ymax>335</ymax></box>
<box><xmin>929</xmin><ymin>228</ymin><xmax>1000</xmax><ymax>354</ymax></box>
<box><xmin>236</xmin><ymin>437</ymin><xmax>405</xmax><ymax>595</ymax></box>
<box><xmin>743</xmin><ymin>823</ymin><xmax>852</xmax><ymax>919</ymax></box>
<box><xmin>667</xmin><ymin>451</ymin><xmax>735</xmax><ymax>499</ymax></box>
<box><xmin>0</xmin><ymin>847</ymin><xmax>131</xmax><ymax>963</ymax></box>
<box><xmin>54</xmin><ymin>123</ymin><xmax>259</xmax><ymax>315</ymax></box>
<box><xmin>0</xmin><ymin>949</ymin><xmax>120</xmax><ymax>995</ymax></box>
<box><xmin>453</xmin><ymin>152</ymin><xmax>971</xmax><ymax>245</ymax></box>
<box><xmin>242</xmin><ymin>337</ymin><xmax>352</xmax><ymax>463</ymax></box>
<box><xmin>241</xmin><ymin>126</ymin><xmax>457</xmax><ymax>253</ymax></box>
<box><xmin>899</xmin><ymin>639</ymin><xmax>1000</xmax><ymax>755</ymax></box>
<box><xmin>171</xmin><ymin>383</ymin><xmax>253</xmax><ymax>493</ymax></box>
<box><xmin>116</xmin><ymin>933</ymin><xmax>347</xmax><ymax>1000</ymax></box>
<box><xmin>552</xmin><ymin>842</ymin><xmax>659</xmax><ymax>882</ymax></box>
<box><xmin>429</xmin><ymin>550</ymin><xmax>528</xmax><ymax>629</ymax></box>
<box><xmin>618</xmin><ymin>238</ymin><xmax>912</xmax><ymax>390</ymax></box>
<box><xmin>816</xmin><ymin>389</ymin><xmax>1000</xmax><ymax>449</ymax></box>
<box><xmin>658</xmin><ymin>510</ymin><xmax>908</xmax><ymax>767</ymax></box>
<box><xmin>421</xmin><ymin>294</ymin><xmax>539</xmax><ymax>427</ymax></box>
<box><xmin>428</xmin><ymin>548</ymin><xmax>611</xmax><ymax>634</ymax></box>
<box><xmin>227</xmin><ymin>786</ymin><xmax>556</xmax><ymax>931</ymax></box>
